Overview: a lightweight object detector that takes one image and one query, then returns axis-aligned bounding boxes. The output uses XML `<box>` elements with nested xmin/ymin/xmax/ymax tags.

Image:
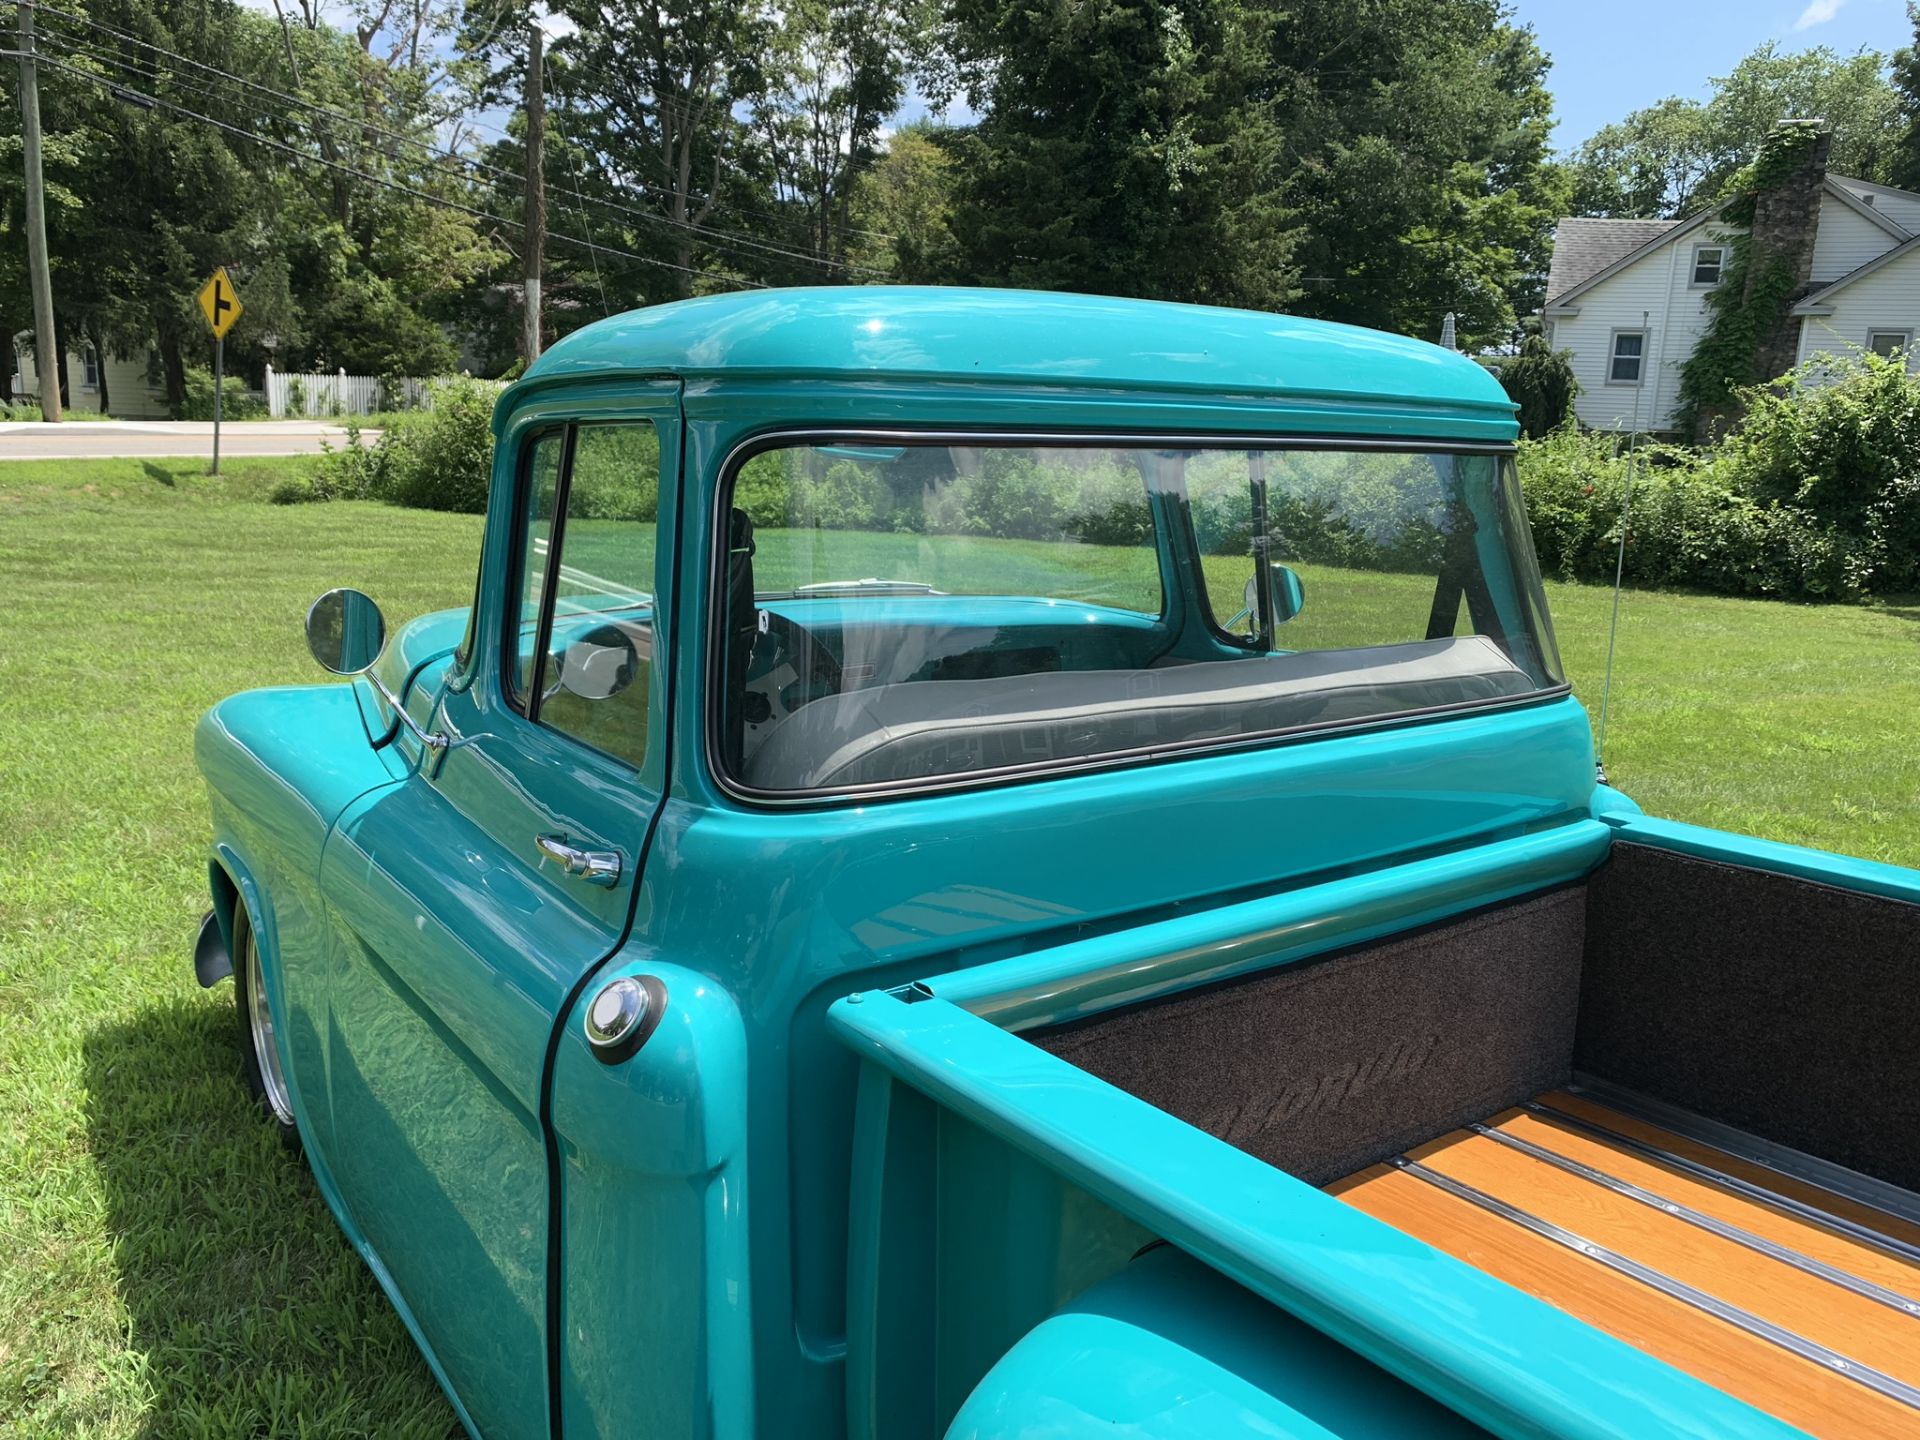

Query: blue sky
<box><xmin>1520</xmin><ymin>0</ymin><xmax>1915</xmax><ymax>147</ymax></box>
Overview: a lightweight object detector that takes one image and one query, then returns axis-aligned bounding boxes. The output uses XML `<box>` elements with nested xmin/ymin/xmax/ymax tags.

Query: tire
<box><xmin>232</xmin><ymin>901</ymin><xmax>302</xmax><ymax>1152</ymax></box>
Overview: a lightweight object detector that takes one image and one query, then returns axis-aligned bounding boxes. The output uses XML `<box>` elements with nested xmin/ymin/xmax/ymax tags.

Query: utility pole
<box><xmin>522</xmin><ymin>22</ymin><xmax>545</xmax><ymax>366</ymax></box>
<box><xmin>17</xmin><ymin>1</ymin><xmax>62</xmax><ymax>421</ymax></box>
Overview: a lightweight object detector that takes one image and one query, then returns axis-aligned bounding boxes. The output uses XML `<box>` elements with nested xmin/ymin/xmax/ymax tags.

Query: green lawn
<box><xmin>5</xmin><ymin>459</ymin><xmax>1920</xmax><ymax>1434</ymax></box>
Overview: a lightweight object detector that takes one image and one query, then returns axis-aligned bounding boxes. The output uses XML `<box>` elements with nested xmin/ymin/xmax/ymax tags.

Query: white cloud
<box><xmin>1794</xmin><ymin>0</ymin><xmax>1847</xmax><ymax>30</ymax></box>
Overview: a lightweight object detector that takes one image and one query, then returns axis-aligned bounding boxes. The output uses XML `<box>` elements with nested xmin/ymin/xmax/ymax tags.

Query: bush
<box><xmin>311</xmin><ymin>378</ymin><xmax>498</xmax><ymax>513</ymax></box>
<box><xmin>1717</xmin><ymin>351</ymin><xmax>1920</xmax><ymax>590</ymax></box>
<box><xmin>1514</xmin><ymin>425</ymin><xmax>1871</xmax><ymax>601</ymax></box>
<box><xmin>178</xmin><ymin>368</ymin><xmax>268</xmax><ymax>420</ymax></box>
<box><xmin>1492</xmin><ymin>335</ymin><xmax>1578</xmax><ymax>439</ymax></box>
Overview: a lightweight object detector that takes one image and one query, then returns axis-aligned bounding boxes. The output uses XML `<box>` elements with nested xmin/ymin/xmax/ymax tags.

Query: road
<box><xmin>0</xmin><ymin>419</ymin><xmax>380</xmax><ymax>460</ymax></box>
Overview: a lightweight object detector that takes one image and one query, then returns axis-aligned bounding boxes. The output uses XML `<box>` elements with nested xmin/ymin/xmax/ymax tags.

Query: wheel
<box><xmin>232</xmin><ymin>902</ymin><xmax>301</xmax><ymax>1151</ymax></box>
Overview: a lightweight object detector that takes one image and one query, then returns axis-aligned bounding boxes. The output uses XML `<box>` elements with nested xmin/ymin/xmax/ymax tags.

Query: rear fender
<box><xmin>947</xmin><ymin>1246</ymin><xmax>1485</xmax><ymax>1438</ymax></box>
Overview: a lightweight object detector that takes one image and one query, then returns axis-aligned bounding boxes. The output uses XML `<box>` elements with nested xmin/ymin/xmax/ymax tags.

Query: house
<box><xmin>1541</xmin><ymin>123</ymin><xmax>1920</xmax><ymax>433</ymax></box>
<box><xmin>11</xmin><ymin>336</ymin><xmax>171</xmax><ymax>418</ymax></box>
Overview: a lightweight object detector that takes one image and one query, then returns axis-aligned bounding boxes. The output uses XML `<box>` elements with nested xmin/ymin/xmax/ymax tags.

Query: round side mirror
<box><xmin>305</xmin><ymin>587</ymin><xmax>389</xmax><ymax>675</ymax></box>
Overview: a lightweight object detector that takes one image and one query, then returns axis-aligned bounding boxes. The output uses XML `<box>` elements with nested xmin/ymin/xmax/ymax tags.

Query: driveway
<box><xmin>0</xmin><ymin>420</ymin><xmax>379</xmax><ymax>460</ymax></box>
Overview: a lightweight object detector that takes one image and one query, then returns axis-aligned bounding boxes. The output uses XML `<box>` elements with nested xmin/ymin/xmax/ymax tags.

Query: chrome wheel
<box><xmin>242</xmin><ymin>922</ymin><xmax>296</xmax><ymax>1127</ymax></box>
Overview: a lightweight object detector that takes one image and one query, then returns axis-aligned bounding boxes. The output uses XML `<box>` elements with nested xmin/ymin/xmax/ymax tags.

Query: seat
<box><xmin>742</xmin><ymin>636</ymin><xmax>1535</xmax><ymax>790</ymax></box>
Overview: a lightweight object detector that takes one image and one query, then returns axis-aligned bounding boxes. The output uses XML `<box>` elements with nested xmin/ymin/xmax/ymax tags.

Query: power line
<box><xmin>35</xmin><ymin>25</ymin><xmax>829</xmax><ymax>277</ymax></box>
<box><xmin>550</xmin><ymin>108</ymin><xmax>612</xmax><ymax>319</ymax></box>
<box><xmin>26</xmin><ymin>49</ymin><xmax>767</xmax><ymax>290</ymax></box>
<box><xmin>27</xmin><ymin>3</ymin><xmax>895</xmax><ymax>274</ymax></box>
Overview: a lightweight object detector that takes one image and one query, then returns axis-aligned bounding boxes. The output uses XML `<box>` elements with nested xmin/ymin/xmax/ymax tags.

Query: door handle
<box><xmin>535</xmin><ymin>834</ymin><xmax>623</xmax><ymax>887</ymax></box>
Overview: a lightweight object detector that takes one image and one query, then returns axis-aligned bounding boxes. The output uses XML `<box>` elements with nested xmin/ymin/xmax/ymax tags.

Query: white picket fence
<box><xmin>264</xmin><ymin>366</ymin><xmax>438</xmax><ymax>418</ymax></box>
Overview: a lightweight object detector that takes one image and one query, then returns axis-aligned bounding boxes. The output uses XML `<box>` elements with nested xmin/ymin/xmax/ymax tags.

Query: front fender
<box><xmin>195</xmin><ymin>681</ymin><xmax>409</xmax><ymax>1176</ymax></box>
<box><xmin>948</xmin><ymin>1246</ymin><xmax>1486</xmax><ymax>1438</ymax></box>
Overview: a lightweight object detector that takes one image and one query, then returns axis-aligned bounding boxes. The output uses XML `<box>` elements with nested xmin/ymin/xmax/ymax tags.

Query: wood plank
<box><xmin>1496</xmin><ymin>1108</ymin><xmax>1920</xmax><ymax>1302</ymax></box>
<box><xmin>1545</xmin><ymin>1090</ymin><xmax>1920</xmax><ymax>1252</ymax></box>
<box><xmin>1335</xmin><ymin>1163</ymin><xmax>1920</xmax><ymax>1439</ymax></box>
<box><xmin>1408</xmin><ymin>1129</ymin><xmax>1920</xmax><ymax>1386</ymax></box>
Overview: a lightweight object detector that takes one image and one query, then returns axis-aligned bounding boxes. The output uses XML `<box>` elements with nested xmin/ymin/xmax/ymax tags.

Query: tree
<box><xmin>925</xmin><ymin>0</ymin><xmax>1299</xmax><ymax>311</ymax></box>
<box><xmin>752</xmin><ymin>0</ymin><xmax>913</xmax><ymax>266</ymax></box>
<box><xmin>1890</xmin><ymin>3</ymin><xmax>1920</xmax><ymax>191</ymax></box>
<box><xmin>548</xmin><ymin>0</ymin><xmax>773</xmax><ymax>298</ymax></box>
<box><xmin>1493</xmin><ymin>333</ymin><xmax>1577</xmax><ymax>438</ymax></box>
<box><xmin>1265</xmin><ymin>0</ymin><xmax>1565</xmax><ymax>346</ymax></box>
<box><xmin>0</xmin><ymin>0</ymin><xmax>507</xmax><ymax>406</ymax></box>
<box><xmin>846</xmin><ymin>123</ymin><xmax>959</xmax><ymax>280</ymax></box>
<box><xmin>1570</xmin><ymin>42</ymin><xmax>1899</xmax><ymax>219</ymax></box>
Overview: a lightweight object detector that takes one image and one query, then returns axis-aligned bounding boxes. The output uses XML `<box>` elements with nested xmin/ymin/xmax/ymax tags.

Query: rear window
<box><xmin>716</xmin><ymin>438</ymin><xmax>1564</xmax><ymax>798</ymax></box>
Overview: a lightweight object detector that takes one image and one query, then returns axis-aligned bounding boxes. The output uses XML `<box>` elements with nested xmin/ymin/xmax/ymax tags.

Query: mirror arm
<box><xmin>365</xmin><ymin>667</ymin><xmax>449</xmax><ymax>754</ymax></box>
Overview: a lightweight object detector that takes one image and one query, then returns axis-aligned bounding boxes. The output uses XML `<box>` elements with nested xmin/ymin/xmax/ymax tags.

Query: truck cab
<box><xmin>196</xmin><ymin>288</ymin><xmax>1920</xmax><ymax>1439</ymax></box>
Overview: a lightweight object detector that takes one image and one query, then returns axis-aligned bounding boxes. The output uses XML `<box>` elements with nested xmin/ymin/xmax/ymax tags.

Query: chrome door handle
<box><xmin>535</xmin><ymin>834</ymin><xmax>623</xmax><ymax>887</ymax></box>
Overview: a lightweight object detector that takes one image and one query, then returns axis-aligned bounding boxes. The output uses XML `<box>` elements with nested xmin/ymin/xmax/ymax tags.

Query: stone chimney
<box><xmin>1745</xmin><ymin>119</ymin><xmax>1831</xmax><ymax>383</ymax></box>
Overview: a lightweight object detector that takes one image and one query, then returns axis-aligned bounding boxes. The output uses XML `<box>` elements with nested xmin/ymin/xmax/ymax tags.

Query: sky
<box><xmin>1519</xmin><ymin>0</ymin><xmax>1916</xmax><ymax>148</ymax></box>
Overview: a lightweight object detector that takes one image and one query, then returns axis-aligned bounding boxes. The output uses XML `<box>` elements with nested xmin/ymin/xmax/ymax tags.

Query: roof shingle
<box><xmin>1545</xmin><ymin>218</ymin><xmax>1681</xmax><ymax>302</ymax></box>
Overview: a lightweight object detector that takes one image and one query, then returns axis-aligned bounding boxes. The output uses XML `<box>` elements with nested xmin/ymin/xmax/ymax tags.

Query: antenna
<box><xmin>1594</xmin><ymin>308</ymin><xmax>1651</xmax><ymax>780</ymax></box>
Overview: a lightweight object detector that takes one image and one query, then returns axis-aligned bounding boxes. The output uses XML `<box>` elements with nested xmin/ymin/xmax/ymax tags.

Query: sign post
<box><xmin>195</xmin><ymin>266</ymin><xmax>243</xmax><ymax>474</ymax></box>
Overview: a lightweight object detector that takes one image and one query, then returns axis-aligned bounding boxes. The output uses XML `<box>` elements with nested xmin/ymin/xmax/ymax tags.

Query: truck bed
<box><xmin>1331</xmin><ymin>1087</ymin><xmax>1920</xmax><ymax>1439</ymax></box>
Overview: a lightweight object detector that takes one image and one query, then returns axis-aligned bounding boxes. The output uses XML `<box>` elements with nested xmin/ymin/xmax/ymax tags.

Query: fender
<box><xmin>948</xmin><ymin>1245</ymin><xmax>1486</xmax><ymax>1438</ymax></box>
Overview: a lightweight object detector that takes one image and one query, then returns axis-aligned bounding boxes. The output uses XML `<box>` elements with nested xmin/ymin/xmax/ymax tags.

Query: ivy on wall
<box><xmin>1676</xmin><ymin>125</ymin><xmax>1825</xmax><ymax>436</ymax></box>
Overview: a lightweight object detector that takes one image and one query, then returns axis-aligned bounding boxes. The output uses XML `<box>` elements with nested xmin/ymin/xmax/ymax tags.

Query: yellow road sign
<box><xmin>196</xmin><ymin>266</ymin><xmax>243</xmax><ymax>340</ymax></box>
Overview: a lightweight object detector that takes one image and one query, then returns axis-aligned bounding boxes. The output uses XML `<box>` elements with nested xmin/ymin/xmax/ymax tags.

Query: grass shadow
<box><xmin>141</xmin><ymin>462</ymin><xmax>176</xmax><ymax>489</ymax></box>
<box><xmin>82</xmin><ymin>997</ymin><xmax>462</xmax><ymax>1437</ymax></box>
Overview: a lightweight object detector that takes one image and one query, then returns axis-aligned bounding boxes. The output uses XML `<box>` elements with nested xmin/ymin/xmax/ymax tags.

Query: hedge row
<box><xmin>300</xmin><ymin>353</ymin><xmax>1920</xmax><ymax>605</ymax></box>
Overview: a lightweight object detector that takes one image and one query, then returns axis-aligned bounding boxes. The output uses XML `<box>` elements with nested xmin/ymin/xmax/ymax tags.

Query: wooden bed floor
<box><xmin>1329</xmin><ymin>1090</ymin><xmax>1920</xmax><ymax>1439</ymax></box>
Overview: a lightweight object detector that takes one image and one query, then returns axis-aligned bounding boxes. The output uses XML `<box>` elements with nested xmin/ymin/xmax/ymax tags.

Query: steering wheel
<box><xmin>747</xmin><ymin>609</ymin><xmax>843</xmax><ymax>719</ymax></box>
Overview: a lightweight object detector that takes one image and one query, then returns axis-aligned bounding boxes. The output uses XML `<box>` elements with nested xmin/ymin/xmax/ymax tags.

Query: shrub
<box><xmin>1717</xmin><ymin>351</ymin><xmax>1920</xmax><ymax>590</ymax></box>
<box><xmin>1513</xmin><ymin>425</ymin><xmax>1872</xmax><ymax>601</ymax></box>
<box><xmin>1492</xmin><ymin>335</ymin><xmax>1578</xmax><ymax>439</ymax></box>
<box><xmin>178</xmin><ymin>368</ymin><xmax>268</xmax><ymax>420</ymax></box>
<box><xmin>372</xmin><ymin>378</ymin><xmax>497</xmax><ymax>513</ymax></box>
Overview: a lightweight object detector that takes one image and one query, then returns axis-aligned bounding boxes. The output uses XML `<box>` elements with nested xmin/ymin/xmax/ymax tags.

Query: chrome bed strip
<box><xmin>1529</xmin><ymin>1102</ymin><xmax>1920</xmax><ymax>1269</ymax></box>
<box><xmin>1569</xmin><ymin>1075</ymin><xmax>1920</xmax><ymax>1231</ymax></box>
<box><xmin>1393</xmin><ymin>1158</ymin><xmax>1920</xmax><ymax>1415</ymax></box>
<box><xmin>1467</xmin><ymin>1122</ymin><xmax>1920</xmax><ymax>1319</ymax></box>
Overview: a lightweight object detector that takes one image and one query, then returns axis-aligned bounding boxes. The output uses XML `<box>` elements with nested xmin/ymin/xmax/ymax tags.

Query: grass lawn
<box><xmin>5</xmin><ymin>457</ymin><xmax>1920</xmax><ymax>1434</ymax></box>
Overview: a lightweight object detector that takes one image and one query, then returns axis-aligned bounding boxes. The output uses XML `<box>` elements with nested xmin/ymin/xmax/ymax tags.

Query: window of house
<box><xmin>1691</xmin><ymin>245</ymin><xmax>1726</xmax><ymax>287</ymax></box>
<box><xmin>507</xmin><ymin>422</ymin><xmax>661</xmax><ymax>769</ymax></box>
<box><xmin>1608</xmin><ymin>330</ymin><xmax>1648</xmax><ymax>384</ymax></box>
<box><xmin>82</xmin><ymin>349</ymin><xmax>99</xmax><ymax>388</ymax></box>
<box><xmin>1868</xmin><ymin>329</ymin><xmax>1912</xmax><ymax>359</ymax></box>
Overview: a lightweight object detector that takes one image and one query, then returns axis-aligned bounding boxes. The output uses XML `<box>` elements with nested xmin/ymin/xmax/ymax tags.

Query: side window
<box><xmin>509</xmin><ymin>422</ymin><xmax>662</xmax><ymax>769</ymax></box>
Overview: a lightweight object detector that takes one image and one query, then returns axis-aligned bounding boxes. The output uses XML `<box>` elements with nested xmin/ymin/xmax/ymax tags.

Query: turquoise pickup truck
<box><xmin>193</xmin><ymin>289</ymin><xmax>1920</xmax><ymax>1440</ymax></box>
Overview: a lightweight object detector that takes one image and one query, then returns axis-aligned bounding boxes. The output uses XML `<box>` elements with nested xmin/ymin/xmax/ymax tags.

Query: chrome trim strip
<box><xmin>1469</xmin><ymin>1122</ymin><xmax>1920</xmax><ymax>1319</ymax></box>
<box><xmin>1570</xmin><ymin>1075</ymin><xmax>1920</xmax><ymax>1231</ymax></box>
<box><xmin>703</xmin><ymin>426</ymin><xmax>1550</xmax><ymax>810</ymax></box>
<box><xmin>1393</xmin><ymin>1157</ymin><xmax>1920</xmax><ymax>1414</ymax></box>
<box><xmin>1529</xmin><ymin>1102</ymin><xmax>1920</xmax><ymax>1269</ymax></box>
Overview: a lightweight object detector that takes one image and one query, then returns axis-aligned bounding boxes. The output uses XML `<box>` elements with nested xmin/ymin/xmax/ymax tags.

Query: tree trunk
<box><xmin>53</xmin><ymin>311</ymin><xmax>72</xmax><ymax>409</ymax></box>
<box><xmin>87</xmin><ymin>318</ymin><xmax>110</xmax><ymax>415</ymax></box>
<box><xmin>157</xmin><ymin>319</ymin><xmax>186</xmax><ymax>414</ymax></box>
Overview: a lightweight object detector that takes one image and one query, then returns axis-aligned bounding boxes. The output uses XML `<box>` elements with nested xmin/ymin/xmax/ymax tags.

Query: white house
<box><xmin>1542</xmin><ymin>131</ymin><xmax>1920</xmax><ymax>433</ymax></box>
<box><xmin>11</xmin><ymin>337</ymin><xmax>171</xmax><ymax>418</ymax></box>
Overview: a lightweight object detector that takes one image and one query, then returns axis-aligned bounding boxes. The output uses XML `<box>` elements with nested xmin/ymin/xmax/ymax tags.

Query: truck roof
<box><xmin>506</xmin><ymin>286</ymin><xmax>1517</xmax><ymax>427</ymax></box>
